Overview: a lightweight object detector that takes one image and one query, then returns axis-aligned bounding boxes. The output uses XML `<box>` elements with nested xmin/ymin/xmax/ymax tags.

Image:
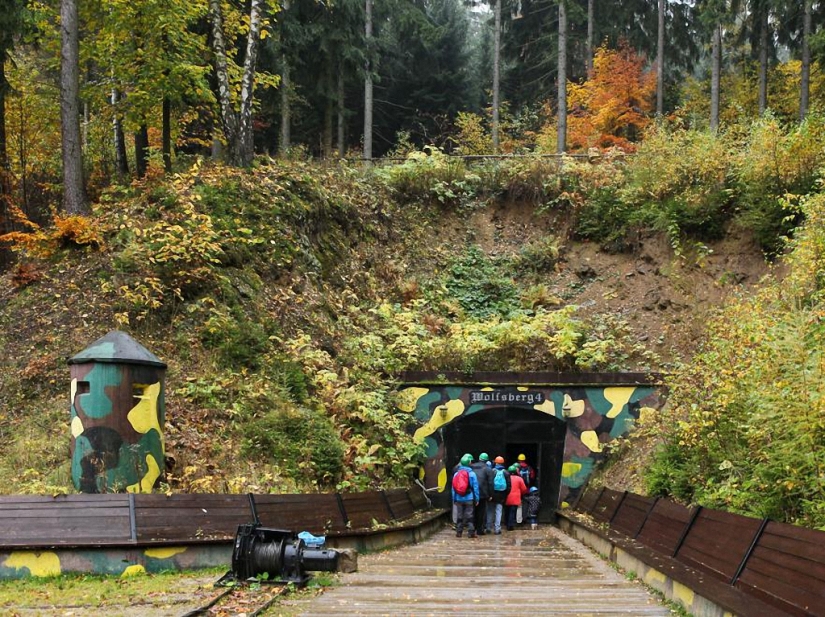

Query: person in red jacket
<box><xmin>505</xmin><ymin>464</ymin><xmax>528</xmax><ymax>531</ymax></box>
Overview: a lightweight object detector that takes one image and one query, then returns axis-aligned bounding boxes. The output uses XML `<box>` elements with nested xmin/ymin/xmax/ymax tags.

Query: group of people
<box><xmin>451</xmin><ymin>452</ymin><xmax>542</xmax><ymax>538</ymax></box>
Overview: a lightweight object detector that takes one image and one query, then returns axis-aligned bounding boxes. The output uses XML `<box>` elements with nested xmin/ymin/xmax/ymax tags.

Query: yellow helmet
<box><xmin>517</xmin><ymin>453</ymin><xmax>526</xmax><ymax>461</ymax></box>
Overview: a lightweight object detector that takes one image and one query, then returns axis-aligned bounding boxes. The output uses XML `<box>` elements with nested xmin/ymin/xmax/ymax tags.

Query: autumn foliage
<box><xmin>566</xmin><ymin>42</ymin><xmax>657</xmax><ymax>152</ymax></box>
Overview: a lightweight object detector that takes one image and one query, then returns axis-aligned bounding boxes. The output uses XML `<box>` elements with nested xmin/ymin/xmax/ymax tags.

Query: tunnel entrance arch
<box><xmin>396</xmin><ymin>371</ymin><xmax>666</xmax><ymax>512</ymax></box>
<box><xmin>443</xmin><ymin>407</ymin><xmax>565</xmax><ymax>522</ymax></box>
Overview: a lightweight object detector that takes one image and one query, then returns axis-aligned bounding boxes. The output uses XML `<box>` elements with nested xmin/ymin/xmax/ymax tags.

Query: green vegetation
<box><xmin>0</xmin><ymin>568</ymin><xmax>226</xmax><ymax>612</ymax></box>
<box><xmin>1</xmin><ymin>117</ymin><xmax>825</xmax><ymax>522</ymax></box>
<box><xmin>645</xmin><ymin>189</ymin><xmax>825</xmax><ymax>528</ymax></box>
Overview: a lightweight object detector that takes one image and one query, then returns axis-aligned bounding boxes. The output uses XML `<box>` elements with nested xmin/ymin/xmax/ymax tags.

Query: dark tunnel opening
<box><xmin>442</xmin><ymin>407</ymin><xmax>566</xmax><ymax>522</ymax></box>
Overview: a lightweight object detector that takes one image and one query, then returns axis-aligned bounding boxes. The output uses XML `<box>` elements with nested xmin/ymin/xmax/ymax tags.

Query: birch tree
<box><xmin>800</xmin><ymin>0</ymin><xmax>811</xmax><ymax>120</ymax></box>
<box><xmin>210</xmin><ymin>0</ymin><xmax>270</xmax><ymax>167</ymax></box>
<box><xmin>363</xmin><ymin>0</ymin><xmax>373</xmax><ymax>161</ymax></box>
<box><xmin>657</xmin><ymin>0</ymin><xmax>664</xmax><ymax>116</ymax></box>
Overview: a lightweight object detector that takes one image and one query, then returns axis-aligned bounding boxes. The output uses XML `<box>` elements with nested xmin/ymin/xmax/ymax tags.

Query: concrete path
<box><xmin>288</xmin><ymin>525</ymin><xmax>674</xmax><ymax>616</ymax></box>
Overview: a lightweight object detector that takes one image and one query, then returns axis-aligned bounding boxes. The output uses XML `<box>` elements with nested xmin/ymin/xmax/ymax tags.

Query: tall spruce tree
<box><xmin>59</xmin><ymin>0</ymin><xmax>88</xmax><ymax>215</ymax></box>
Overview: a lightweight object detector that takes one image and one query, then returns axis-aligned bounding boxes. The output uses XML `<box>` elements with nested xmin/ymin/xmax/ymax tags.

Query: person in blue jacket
<box><xmin>452</xmin><ymin>452</ymin><xmax>480</xmax><ymax>538</ymax></box>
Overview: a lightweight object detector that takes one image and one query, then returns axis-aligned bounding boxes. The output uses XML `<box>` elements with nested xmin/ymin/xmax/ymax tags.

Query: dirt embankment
<box><xmin>469</xmin><ymin>200</ymin><xmax>773</xmax><ymax>367</ymax></box>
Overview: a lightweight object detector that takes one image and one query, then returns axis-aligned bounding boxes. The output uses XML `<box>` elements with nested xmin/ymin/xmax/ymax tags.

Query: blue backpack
<box><xmin>493</xmin><ymin>468</ymin><xmax>507</xmax><ymax>492</ymax></box>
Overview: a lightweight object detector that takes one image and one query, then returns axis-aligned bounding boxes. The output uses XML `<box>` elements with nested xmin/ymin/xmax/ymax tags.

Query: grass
<box><xmin>0</xmin><ymin>567</ymin><xmax>226</xmax><ymax>613</ymax></box>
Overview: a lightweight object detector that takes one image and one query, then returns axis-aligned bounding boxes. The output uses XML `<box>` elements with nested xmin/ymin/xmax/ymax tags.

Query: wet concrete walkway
<box><xmin>287</xmin><ymin>525</ymin><xmax>673</xmax><ymax>616</ymax></box>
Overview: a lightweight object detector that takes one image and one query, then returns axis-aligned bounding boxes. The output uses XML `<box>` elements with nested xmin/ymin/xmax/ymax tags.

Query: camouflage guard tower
<box><xmin>68</xmin><ymin>331</ymin><xmax>166</xmax><ymax>493</ymax></box>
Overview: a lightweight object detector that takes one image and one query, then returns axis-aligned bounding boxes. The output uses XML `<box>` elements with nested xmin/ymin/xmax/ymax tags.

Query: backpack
<box><xmin>493</xmin><ymin>468</ymin><xmax>507</xmax><ymax>492</ymax></box>
<box><xmin>519</xmin><ymin>465</ymin><xmax>531</xmax><ymax>486</ymax></box>
<box><xmin>452</xmin><ymin>469</ymin><xmax>470</xmax><ymax>495</ymax></box>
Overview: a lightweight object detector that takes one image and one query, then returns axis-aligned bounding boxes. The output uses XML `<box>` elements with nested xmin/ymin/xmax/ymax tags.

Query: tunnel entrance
<box><xmin>443</xmin><ymin>407</ymin><xmax>566</xmax><ymax>522</ymax></box>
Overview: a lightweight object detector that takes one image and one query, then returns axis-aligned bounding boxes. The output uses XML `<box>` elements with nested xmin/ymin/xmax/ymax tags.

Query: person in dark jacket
<box><xmin>471</xmin><ymin>452</ymin><xmax>495</xmax><ymax>535</ymax></box>
<box><xmin>452</xmin><ymin>453</ymin><xmax>480</xmax><ymax>538</ymax></box>
<box><xmin>523</xmin><ymin>486</ymin><xmax>542</xmax><ymax>529</ymax></box>
<box><xmin>488</xmin><ymin>456</ymin><xmax>511</xmax><ymax>534</ymax></box>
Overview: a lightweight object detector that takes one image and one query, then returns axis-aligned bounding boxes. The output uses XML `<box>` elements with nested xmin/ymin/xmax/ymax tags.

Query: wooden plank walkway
<box><xmin>285</xmin><ymin>525</ymin><xmax>673</xmax><ymax>616</ymax></box>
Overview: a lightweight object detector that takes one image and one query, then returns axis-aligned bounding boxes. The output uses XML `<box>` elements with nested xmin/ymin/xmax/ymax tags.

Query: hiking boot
<box><xmin>507</xmin><ymin>526</ymin><xmax>514</xmax><ymax>531</ymax></box>
<box><xmin>494</xmin><ymin>530</ymin><xmax>501</xmax><ymax>535</ymax></box>
<box><xmin>456</xmin><ymin>530</ymin><xmax>462</xmax><ymax>537</ymax></box>
<box><xmin>468</xmin><ymin>531</ymin><xmax>477</xmax><ymax>538</ymax></box>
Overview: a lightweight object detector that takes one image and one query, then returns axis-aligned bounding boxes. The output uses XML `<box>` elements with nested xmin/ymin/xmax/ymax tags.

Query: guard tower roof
<box><xmin>67</xmin><ymin>330</ymin><xmax>167</xmax><ymax>368</ymax></box>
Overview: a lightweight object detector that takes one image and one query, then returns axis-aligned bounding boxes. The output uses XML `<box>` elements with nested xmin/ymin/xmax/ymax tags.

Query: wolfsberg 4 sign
<box><xmin>469</xmin><ymin>389</ymin><xmax>545</xmax><ymax>406</ymax></box>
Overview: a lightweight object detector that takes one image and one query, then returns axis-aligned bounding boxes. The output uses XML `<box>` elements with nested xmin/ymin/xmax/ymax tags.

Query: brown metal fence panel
<box><xmin>0</xmin><ymin>487</ymin><xmax>434</xmax><ymax>549</ymax></box>
<box><xmin>385</xmin><ymin>489</ymin><xmax>415</xmax><ymax>520</ymax></box>
<box><xmin>674</xmin><ymin>507</ymin><xmax>762</xmax><ymax>582</ymax></box>
<box><xmin>636</xmin><ymin>499</ymin><xmax>693</xmax><ymax>556</ymax></box>
<box><xmin>340</xmin><ymin>492</ymin><xmax>391</xmax><ymax>530</ymax></box>
<box><xmin>253</xmin><ymin>493</ymin><xmax>344</xmax><ymax>534</ymax></box>
<box><xmin>133</xmin><ymin>494</ymin><xmax>251</xmax><ymax>542</ymax></box>
<box><xmin>735</xmin><ymin>520</ymin><xmax>825</xmax><ymax>617</ymax></box>
<box><xmin>0</xmin><ymin>495</ymin><xmax>132</xmax><ymax>546</ymax></box>
<box><xmin>574</xmin><ymin>486</ymin><xmax>602</xmax><ymax>514</ymax></box>
<box><xmin>611</xmin><ymin>493</ymin><xmax>655</xmax><ymax>538</ymax></box>
<box><xmin>591</xmin><ymin>488</ymin><xmax>624</xmax><ymax>523</ymax></box>
<box><xmin>408</xmin><ymin>486</ymin><xmax>430</xmax><ymax>510</ymax></box>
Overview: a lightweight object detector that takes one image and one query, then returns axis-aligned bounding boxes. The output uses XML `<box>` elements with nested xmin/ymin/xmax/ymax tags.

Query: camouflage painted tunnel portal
<box><xmin>396</xmin><ymin>372</ymin><xmax>666</xmax><ymax>510</ymax></box>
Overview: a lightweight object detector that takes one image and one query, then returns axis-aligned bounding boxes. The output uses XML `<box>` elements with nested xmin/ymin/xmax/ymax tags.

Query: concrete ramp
<box><xmin>293</xmin><ymin>525</ymin><xmax>672</xmax><ymax>616</ymax></box>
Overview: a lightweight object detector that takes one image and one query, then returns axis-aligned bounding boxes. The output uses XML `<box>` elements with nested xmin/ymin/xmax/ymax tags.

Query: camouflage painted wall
<box><xmin>396</xmin><ymin>383</ymin><xmax>665</xmax><ymax>507</ymax></box>
<box><xmin>70</xmin><ymin>362</ymin><xmax>165</xmax><ymax>493</ymax></box>
<box><xmin>0</xmin><ymin>545</ymin><xmax>229</xmax><ymax>579</ymax></box>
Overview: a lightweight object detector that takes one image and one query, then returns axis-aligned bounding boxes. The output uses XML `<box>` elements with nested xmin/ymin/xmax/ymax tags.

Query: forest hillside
<box><xmin>1</xmin><ymin>120</ymin><xmax>825</xmax><ymax>527</ymax></box>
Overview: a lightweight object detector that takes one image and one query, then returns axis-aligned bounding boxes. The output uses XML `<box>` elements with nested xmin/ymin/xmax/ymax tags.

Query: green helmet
<box><xmin>508</xmin><ymin>464</ymin><xmax>518</xmax><ymax>474</ymax></box>
<box><xmin>460</xmin><ymin>453</ymin><xmax>473</xmax><ymax>466</ymax></box>
<box><xmin>479</xmin><ymin>453</ymin><xmax>489</xmax><ymax>462</ymax></box>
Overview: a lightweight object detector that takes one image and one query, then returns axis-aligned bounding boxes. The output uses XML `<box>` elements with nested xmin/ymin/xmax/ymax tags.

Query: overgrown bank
<box><xmin>0</xmin><ymin>120</ymin><xmax>823</xmax><ymax>522</ymax></box>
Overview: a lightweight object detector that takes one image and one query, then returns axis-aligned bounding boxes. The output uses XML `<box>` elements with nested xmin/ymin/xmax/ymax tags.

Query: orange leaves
<box><xmin>0</xmin><ymin>212</ymin><xmax>104</xmax><ymax>260</ymax></box>
<box><xmin>567</xmin><ymin>42</ymin><xmax>656</xmax><ymax>152</ymax></box>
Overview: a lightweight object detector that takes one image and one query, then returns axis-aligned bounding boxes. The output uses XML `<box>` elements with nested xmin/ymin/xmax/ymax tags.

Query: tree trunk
<box><xmin>492</xmin><ymin>0</ymin><xmax>501</xmax><ymax>153</ymax></box>
<box><xmin>134</xmin><ymin>125</ymin><xmax>149</xmax><ymax>178</ymax></box>
<box><xmin>586</xmin><ymin>0</ymin><xmax>594</xmax><ymax>75</ymax></box>
<box><xmin>710</xmin><ymin>23</ymin><xmax>721</xmax><ymax>134</ymax></box>
<box><xmin>0</xmin><ymin>58</ymin><xmax>8</xmax><ymax>176</ymax></box>
<box><xmin>111</xmin><ymin>89</ymin><xmax>129</xmax><ymax>177</ymax></box>
<box><xmin>59</xmin><ymin>0</ymin><xmax>89</xmax><ymax>215</ymax></box>
<box><xmin>758</xmin><ymin>8</ymin><xmax>768</xmax><ymax>115</ymax></box>
<box><xmin>280</xmin><ymin>56</ymin><xmax>291</xmax><ymax>154</ymax></box>
<box><xmin>557</xmin><ymin>0</ymin><xmax>567</xmax><ymax>154</ymax></box>
<box><xmin>210</xmin><ymin>0</ymin><xmax>264</xmax><ymax>167</ymax></box>
<box><xmin>279</xmin><ymin>0</ymin><xmax>290</xmax><ymax>154</ymax></box>
<box><xmin>363</xmin><ymin>0</ymin><xmax>373</xmax><ymax>161</ymax></box>
<box><xmin>656</xmin><ymin>0</ymin><xmax>664</xmax><ymax>116</ymax></box>
<box><xmin>1</xmin><ymin>57</ymin><xmax>9</xmax><ymax>235</ymax></box>
<box><xmin>323</xmin><ymin>63</ymin><xmax>334</xmax><ymax>157</ymax></box>
<box><xmin>801</xmin><ymin>0</ymin><xmax>811</xmax><ymax>121</ymax></box>
<box><xmin>337</xmin><ymin>69</ymin><xmax>345</xmax><ymax>158</ymax></box>
<box><xmin>162</xmin><ymin>97</ymin><xmax>173</xmax><ymax>173</ymax></box>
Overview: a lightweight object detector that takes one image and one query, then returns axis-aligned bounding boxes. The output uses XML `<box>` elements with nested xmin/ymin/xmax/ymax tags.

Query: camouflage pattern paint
<box><xmin>398</xmin><ymin>382</ymin><xmax>665</xmax><ymax>506</ymax></box>
<box><xmin>0</xmin><ymin>545</ymin><xmax>231</xmax><ymax>579</ymax></box>
<box><xmin>69</xmin><ymin>331</ymin><xmax>166</xmax><ymax>493</ymax></box>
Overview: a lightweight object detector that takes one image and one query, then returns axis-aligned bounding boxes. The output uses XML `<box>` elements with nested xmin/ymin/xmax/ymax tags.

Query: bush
<box><xmin>376</xmin><ymin>147</ymin><xmax>478</xmax><ymax>208</ymax></box>
<box><xmin>446</xmin><ymin>246</ymin><xmax>519</xmax><ymax>318</ymax></box>
<box><xmin>241</xmin><ymin>406</ymin><xmax>345</xmax><ymax>485</ymax></box>
<box><xmin>621</xmin><ymin>124</ymin><xmax>734</xmax><ymax>241</ymax></box>
<box><xmin>734</xmin><ymin>114</ymin><xmax>825</xmax><ymax>254</ymax></box>
<box><xmin>201</xmin><ymin>309</ymin><xmax>269</xmax><ymax>370</ymax></box>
